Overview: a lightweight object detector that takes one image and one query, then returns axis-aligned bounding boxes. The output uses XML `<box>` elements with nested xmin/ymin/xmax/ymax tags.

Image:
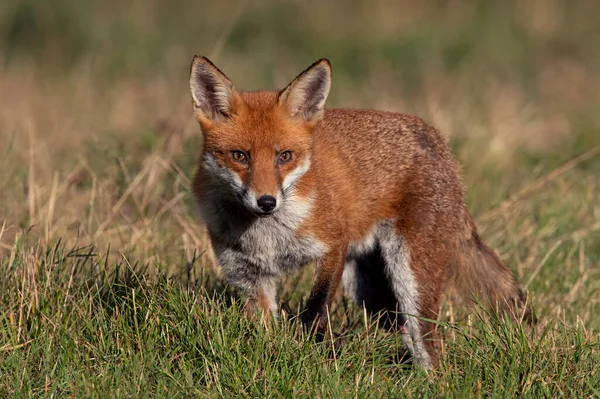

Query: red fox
<box><xmin>189</xmin><ymin>56</ymin><xmax>533</xmax><ymax>368</ymax></box>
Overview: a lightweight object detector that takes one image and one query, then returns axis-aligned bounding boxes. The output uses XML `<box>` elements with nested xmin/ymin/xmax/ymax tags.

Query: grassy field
<box><xmin>1</xmin><ymin>0</ymin><xmax>600</xmax><ymax>397</ymax></box>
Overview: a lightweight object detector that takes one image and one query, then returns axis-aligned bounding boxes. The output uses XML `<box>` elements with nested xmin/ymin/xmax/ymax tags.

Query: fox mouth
<box><xmin>254</xmin><ymin>210</ymin><xmax>275</xmax><ymax>218</ymax></box>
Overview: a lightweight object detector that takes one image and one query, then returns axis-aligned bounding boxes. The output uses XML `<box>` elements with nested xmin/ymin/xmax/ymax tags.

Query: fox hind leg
<box><xmin>377</xmin><ymin>223</ymin><xmax>440</xmax><ymax>369</ymax></box>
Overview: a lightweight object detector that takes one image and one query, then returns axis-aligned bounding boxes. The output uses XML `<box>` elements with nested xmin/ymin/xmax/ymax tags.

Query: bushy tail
<box><xmin>449</xmin><ymin>229</ymin><xmax>535</xmax><ymax>323</ymax></box>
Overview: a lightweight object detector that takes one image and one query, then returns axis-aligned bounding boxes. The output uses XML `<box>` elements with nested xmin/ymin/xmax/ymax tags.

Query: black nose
<box><xmin>257</xmin><ymin>195</ymin><xmax>277</xmax><ymax>212</ymax></box>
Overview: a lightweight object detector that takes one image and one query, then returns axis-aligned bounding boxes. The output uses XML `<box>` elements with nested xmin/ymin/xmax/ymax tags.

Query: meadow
<box><xmin>1</xmin><ymin>0</ymin><xmax>599</xmax><ymax>397</ymax></box>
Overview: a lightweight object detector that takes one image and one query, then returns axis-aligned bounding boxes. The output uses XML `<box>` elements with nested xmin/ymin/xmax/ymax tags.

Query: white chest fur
<box><xmin>204</xmin><ymin>195</ymin><xmax>328</xmax><ymax>290</ymax></box>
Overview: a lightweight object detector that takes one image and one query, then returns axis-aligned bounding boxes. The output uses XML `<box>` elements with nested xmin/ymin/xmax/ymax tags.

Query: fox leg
<box><xmin>243</xmin><ymin>276</ymin><xmax>279</xmax><ymax>321</ymax></box>
<box><xmin>301</xmin><ymin>246</ymin><xmax>347</xmax><ymax>337</ymax></box>
<box><xmin>378</xmin><ymin>222</ymin><xmax>443</xmax><ymax>368</ymax></box>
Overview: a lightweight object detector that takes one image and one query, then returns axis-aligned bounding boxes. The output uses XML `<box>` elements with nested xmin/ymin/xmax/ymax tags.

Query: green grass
<box><xmin>1</xmin><ymin>241</ymin><xmax>599</xmax><ymax>397</ymax></box>
<box><xmin>1</xmin><ymin>0</ymin><xmax>600</xmax><ymax>397</ymax></box>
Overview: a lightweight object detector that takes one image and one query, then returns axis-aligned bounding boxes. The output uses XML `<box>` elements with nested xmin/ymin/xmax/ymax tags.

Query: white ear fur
<box><xmin>279</xmin><ymin>59</ymin><xmax>332</xmax><ymax>123</ymax></box>
<box><xmin>189</xmin><ymin>56</ymin><xmax>237</xmax><ymax>122</ymax></box>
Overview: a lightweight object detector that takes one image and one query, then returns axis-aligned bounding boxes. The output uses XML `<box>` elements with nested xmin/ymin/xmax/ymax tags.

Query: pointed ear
<box><xmin>189</xmin><ymin>55</ymin><xmax>239</xmax><ymax>124</ymax></box>
<box><xmin>278</xmin><ymin>59</ymin><xmax>331</xmax><ymax>124</ymax></box>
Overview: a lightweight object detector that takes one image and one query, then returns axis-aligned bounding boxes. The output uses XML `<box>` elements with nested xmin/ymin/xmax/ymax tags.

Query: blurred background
<box><xmin>1</xmin><ymin>0</ymin><xmax>599</xmax><ymax>324</ymax></box>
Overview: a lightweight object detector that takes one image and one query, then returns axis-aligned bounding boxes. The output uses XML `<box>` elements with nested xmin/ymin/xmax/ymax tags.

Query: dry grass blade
<box><xmin>478</xmin><ymin>145</ymin><xmax>600</xmax><ymax>222</ymax></box>
<box><xmin>525</xmin><ymin>239</ymin><xmax>562</xmax><ymax>289</ymax></box>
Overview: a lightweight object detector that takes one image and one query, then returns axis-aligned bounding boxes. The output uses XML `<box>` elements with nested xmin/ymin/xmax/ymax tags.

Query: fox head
<box><xmin>189</xmin><ymin>56</ymin><xmax>331</xmax><ymax>217</ymax></box>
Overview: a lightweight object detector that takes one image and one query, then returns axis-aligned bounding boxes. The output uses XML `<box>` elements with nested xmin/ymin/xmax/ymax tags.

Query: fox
<box><xmin>188</xmin><ymin>55</ymin><xmax>533</xmax><ymax>368</ymax></box>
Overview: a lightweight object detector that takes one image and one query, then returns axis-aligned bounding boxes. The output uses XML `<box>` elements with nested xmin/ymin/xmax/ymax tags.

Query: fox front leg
<box><xmin>301</xmin><ymin>246</ymin><xmax>347</xmax><ymax>339</ymax></box>
<box><xmin>243</xmin><ymin>276</ymin><xmax>279</xmax><ymax>324</ymax></box>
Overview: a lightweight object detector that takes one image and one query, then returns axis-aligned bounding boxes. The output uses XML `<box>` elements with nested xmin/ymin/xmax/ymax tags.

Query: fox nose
<box><xmin>257</xmin><ymin>195</ymin><xmax>277</xmax><ymax>212</ymax></box>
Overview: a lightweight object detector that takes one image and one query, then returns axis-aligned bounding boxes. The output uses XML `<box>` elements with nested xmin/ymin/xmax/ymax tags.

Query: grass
<box><xmin>1</xmin><ymin>0</ymin><xmax>600</xmax><ymax>397</ymax></box>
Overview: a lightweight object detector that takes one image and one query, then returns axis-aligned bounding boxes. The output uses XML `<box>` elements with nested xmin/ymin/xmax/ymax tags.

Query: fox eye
<box><xmin>279</xmin><ymin>151</ymin><xmax>293</xmax><ymax>164</ymax></box>
<box><xmin>231</xmin><ymin>151</ymin><xmax>248</xmax><ymax>164</ymax></box>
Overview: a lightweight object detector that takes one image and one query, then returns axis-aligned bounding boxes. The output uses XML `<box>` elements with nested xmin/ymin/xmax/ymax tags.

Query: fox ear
<box><xmin>189</xmin><ymin>56</ymin><xmax>238</xmax><ymax>124</ymax></box>
<box><xmin>279</xmin><ymin>59</ymin><xmax>331</xmax><ymax>124</ymax></box>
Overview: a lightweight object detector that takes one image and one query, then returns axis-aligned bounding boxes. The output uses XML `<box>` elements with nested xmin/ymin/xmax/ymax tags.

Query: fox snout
<box><xmin>240</xmin><ymin>186</ymin><xmax>282</xmax><ymax>216</ymax></box>
<box><xmin>256</xmin><ymin>195</ymin><xmax>277</xmax><ymax>213</ymax></box>
<box><xmin>201</xmin><ymin>153</ymin><xmax>285</xmax><ymax>216</ymax></box>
